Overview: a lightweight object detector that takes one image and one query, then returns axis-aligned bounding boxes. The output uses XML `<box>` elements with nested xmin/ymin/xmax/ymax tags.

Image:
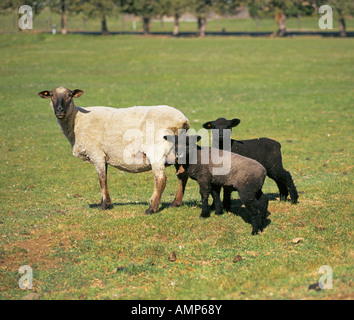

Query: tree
<box><xmin>120</xmin><ymin>0</ymin><xmax>161</xmax><ymax>34</ymax></box>
<box><xmin>71</xmin><ymin>0</ymin><xmax>117</xmax><ymax>34</ymax></box>
<box><xmin>50</xmin><ymin>0</ymin><xmax>77</xmax><ymax>34</ymax></box>
<box><xmin>265</xmin><ymin>1</ymin><xmax>303</xmax><ymax>36</ymax></box>
<box><xmin>189</xmin><ymin>0</ymin><xmax>214</xmax><ymax>37</ymax></box>
<box><xmin>161</xmin><ymin>0</ymin><xmax>189</xmax><ymax>36</ymax></box>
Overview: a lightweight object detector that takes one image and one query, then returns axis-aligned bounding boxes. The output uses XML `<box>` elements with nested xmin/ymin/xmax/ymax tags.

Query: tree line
<box><xmin>1</xmin><ymin>0</ymin><xmax>353</xmax><ymax>36</ymax></box>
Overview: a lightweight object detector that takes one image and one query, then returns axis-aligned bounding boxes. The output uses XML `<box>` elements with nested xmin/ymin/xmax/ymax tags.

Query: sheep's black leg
<box><xmin>239</xmin><ymin>189</ymin><xmax>263</xmax><ymax>235</ymax></box>
<box><xmin>199</xmin><ymin>186</ymin><xmax>211</xmax><ymax>218</ymax></box>
<box><xmin>222</xmin><ymin>187</ymin><xmax>232</xmax><ymax>212</ymax></box>
<box><xmin>211</xmin><ymin>185</ymin><xmax>223</xmax><ymax>215</ymax></box>
<box><xmin>243</xmin><ymin>203</ymin><xmax>261</xmax><ymax>235</ymax></box>
<box><xmin>270</xmin><ymin>169</ymin><xmax>298</xmax><ymax>204</ymax></box>
<box><xmin>275</xmin><ymin>180</ymin><xmax>289</xmax><ymax>202</ymax></box>
<box><xmin>255</xmin><ymin>190</ymin><xmax>269</xmax><ymax>225</ymax></box>
<box><xmin>284</xmin><ymin>170</ymin><xmax>299</xmax><ymax>204</ymax></box>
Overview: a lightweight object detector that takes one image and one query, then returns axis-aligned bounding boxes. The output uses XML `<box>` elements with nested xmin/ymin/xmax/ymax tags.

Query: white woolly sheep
<box><xmin>38</xmin><ymin>87</ymin><xmax>190</xmax><ymax>214</ymax></box>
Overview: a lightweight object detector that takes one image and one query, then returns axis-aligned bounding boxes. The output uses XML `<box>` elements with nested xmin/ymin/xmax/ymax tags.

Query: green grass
<box><xmin>0</xmin><ymin>33</ymin><xmax>353</xmax><ymax>300</ymax></box>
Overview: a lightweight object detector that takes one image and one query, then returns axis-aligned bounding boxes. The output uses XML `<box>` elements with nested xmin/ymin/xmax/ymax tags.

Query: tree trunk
<box><xmin>339</xmin><ymin>17</ymin><xmax>346</xmax><ymax>37</ymax></box>
<box><xmin>101</xmin><ymin>14</ymin><xmax>108</xmax><ymax>35</ymax></box>
<box><xmin>197</xmin><ymin>16</ymin><xmax>206</xmax><ymax>37</ymax></box>
<box><xmin>173</xmin><ymin>13</ymin><xmax>180</xmax><ymax>36</ymax></box>
<box><xmin>275</xmin><ymin>11</ymin><xmax>286</xmax><ymax>37</ymax></box>
<box><xmin>61</xmin><ymin>0</ymin><xmax>67</xmax><ymax>35</ymax></box>
<box><xmin>143</xmin><ymin>16</ymin><xmax>150</xmax><ymax>35</ymax></box>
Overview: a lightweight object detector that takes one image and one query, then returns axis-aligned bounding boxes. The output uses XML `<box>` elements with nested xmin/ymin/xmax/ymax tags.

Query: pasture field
<box><xmin>0</xmin><ymin>34</ymin><xmax>353</xmax><ymax>300</ymax></box>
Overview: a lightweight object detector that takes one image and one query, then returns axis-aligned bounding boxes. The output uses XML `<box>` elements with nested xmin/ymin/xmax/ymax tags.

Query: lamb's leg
<box><xmin>239</xmin><ymin>189</ymin><xmax>263</xmax><ymax>235</ymax></box>
<box><xmin>211</xmin><ymin>185</ymin><xmax>223</xmax><ymax>215</ymax></box>
<box><xmin>284</xmin><ymin>170</ymin><xmax>299</xmax><ymax>204</ymax></box>
<box><xmin>145</xmin><ymin>164</ymin><xmax>167</xmax><ymax>215</ymax></box>
<box><xmin>96</xmin><ymin>162</ymin><xmax>111</xmax><ymax>210</ymax></box>
<box><xmin>246</xmin><ymin>203</ymin><xmax>263</xmax><ymax>235</ymax></box>
<box><xmin>210</xmin><ymin>186</ymin><xmax>222</xmax><ymax>211</ymax></box>
<box><xmin>275</xmin><ymin>180</ymin><xmax>288</xmax><ymax>202</ymax></box>
<box><xmin>170</xmin><ymin>165</ymin><xmax>188</xmax><ymax>207</ymax></box>
<box><xmin>256</xmin><ymin>190</ymin><xmax>269</xmax><ymax>224</ymax></box>
<box><xmin>222</xmin><ymin>187</ymin><xmax>232</xmax><ymax>212</ymax></box>
<box><xmin>199</xmin><ymin>185</ymin><xmax>211</xmax><ymax>218</ymax></box>
<box><xmin>270</xmin><ymin>168</ymin><xmax>298</xmax><ymax>204</ymax></box>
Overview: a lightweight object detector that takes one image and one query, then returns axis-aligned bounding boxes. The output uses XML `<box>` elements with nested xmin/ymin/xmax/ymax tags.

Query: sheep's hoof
<box><xmin>99</xmin><ymin>201</ymin><xmax>110</xmax><ymax>210</ymax></box>
<box><xmin>169</xmin><ymin>201</ymin><xmax>182</xmax><ymax>208</ymax></box>
<box><xmin>215</xmin><ymin>210</ymin><xmax>224</xmax><ymax>216</ymax></box>
<box><xmin>200</xmin><ymin>212</ymin><xmax>210</xmax><ymax>218</ymax></box>
<box><xmin>144</xmin><ymin>208</ymin><xmax>154</xmax><ymax>215</ymax></box>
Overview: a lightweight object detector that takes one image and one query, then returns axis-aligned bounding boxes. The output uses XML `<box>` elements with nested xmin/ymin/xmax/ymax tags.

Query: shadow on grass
<box><xmin>88</xmin><ymin>199</ymin><xmax>200</xmax><ymax>211</ymax></box>
<box><xmin>226</xmin><ymin>198</ymin><xmax>272</xmax><ymax>230</ymax></box>
<box><xmin>89</xmin><ymin>194</ymin><xmax>275</xmax><ymax>230</ymax></box>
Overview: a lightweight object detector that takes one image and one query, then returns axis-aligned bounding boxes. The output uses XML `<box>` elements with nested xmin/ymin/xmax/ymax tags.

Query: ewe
<box><xmin>38</xmin><ymin>87</ymin><xmax>189</xmax><ymax>214</ymax></box>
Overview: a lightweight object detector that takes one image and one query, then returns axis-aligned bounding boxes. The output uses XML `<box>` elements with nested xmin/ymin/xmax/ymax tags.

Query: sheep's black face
<box><xmin>202</xmin><ymin>118</ymin><xmax>241</xmax><ymax>141</ymax></box>
<box><xmin>164</xmin><ymin>135</ymin><xmax>201</xmax><ymax>165</ymax></box>
<box><xmin>38</xmin><ymin>87</ymin><xmax>84</xmax><ymax>120</ymax></box>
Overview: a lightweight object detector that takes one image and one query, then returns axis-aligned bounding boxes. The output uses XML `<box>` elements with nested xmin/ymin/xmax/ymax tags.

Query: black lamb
<box><xmin>164</xmin><ymin>134</ymin><xmax>269</xmax><ymax>235</ymax></box>
<box><xmin>202</xmin><ymin>118</ymin><xmax>298</xmax><ymax>208</ymax></box>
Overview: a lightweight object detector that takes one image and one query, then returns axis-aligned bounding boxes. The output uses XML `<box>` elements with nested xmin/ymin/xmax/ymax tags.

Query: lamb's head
<box><xmin>163</xmin><ymin>134</ymin><xmax>201</xmax><ymax>164</ymax></box>
<box><xmin>202</xmin><ymin>118</ymin><xmax>240</xmax><ymax>141</ymax></box>
<box><xmin>38</xmin><ymin>87</ymin><xmax>84</xmax><ymax>119</ymax></box>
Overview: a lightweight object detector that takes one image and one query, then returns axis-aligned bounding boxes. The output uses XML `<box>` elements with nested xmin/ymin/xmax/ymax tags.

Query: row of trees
<box><xmin>1</xmin><ymin>0</ymin><xmax>353</xmax><ymax>36</ymax></box>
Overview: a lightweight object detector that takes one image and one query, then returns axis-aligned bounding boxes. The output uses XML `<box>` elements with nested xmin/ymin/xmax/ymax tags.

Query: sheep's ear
<box><xmin>228</xmin><ymin>118</ymin><xmax>240</xmax><ymax>128</ymax></box>
<box><xmin>163</xmin><ymin>135</ymin><xmax>175</xmax><ymax>142</ymax></box>
<box><xmin>38</xmin><ymin>90</ymin><xmax>51</xmax><ymax>99</ymax></box>
<box><xmin>202</xmin><ymin>121</ymin><xmax>213</xmax><ymax>130</ymax></box>
<box><xmin>71</xmin><ymin>89</ymin><xmax>84</xmax><ymax>98</ymax></box>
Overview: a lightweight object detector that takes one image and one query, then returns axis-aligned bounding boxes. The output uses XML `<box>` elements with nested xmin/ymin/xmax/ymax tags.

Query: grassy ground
<box><xmin>0</xmin><ymin>34</ymin><xmax>353</xmax><ymax>300</ymax></box>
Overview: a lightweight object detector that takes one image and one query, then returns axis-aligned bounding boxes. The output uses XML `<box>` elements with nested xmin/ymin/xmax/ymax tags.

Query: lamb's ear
<box><xmin>228</xmin><ymin>118</ymin><xmax>241</xmax><ymax>128</ymax></box>
<box><xmin>38</xmin><ymin>90</ymin><xmax>51</xmax><ymax>99</ymax></box>
<box><xmin>202</xmin><ymin>121</ymin><xmax>213</xmax><ymax>130</ymax></box>
<box><xmin>187</xmin><ymin>135</ymin><xmax>202</xmax><ymax>144</ymax></box>
<box><xmin>71</xmin><ymin>89</ymin><xmax>84</xmax><ymax>98</ymax></box>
